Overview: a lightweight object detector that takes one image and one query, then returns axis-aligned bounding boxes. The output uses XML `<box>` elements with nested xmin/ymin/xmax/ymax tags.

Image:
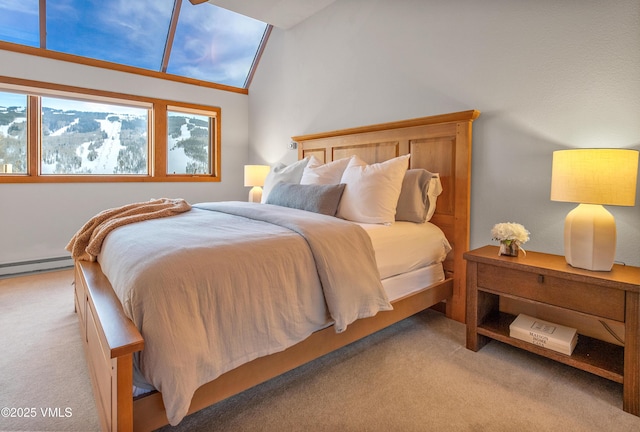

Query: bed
<box><xmin>72</xmin><ymin>109</ymin><xmax>480</xmax><ymax>431</ymax></box>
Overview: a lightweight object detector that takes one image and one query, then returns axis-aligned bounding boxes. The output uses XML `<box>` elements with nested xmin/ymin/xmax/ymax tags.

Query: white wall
<box><xmin>0</xmin><ymin>50</ymin><xmax>249</xmax><ymax>271</ymax></box>
<box><xmin>249</xmin><ymin>0</ymin><xmax>640</xmax><ymax>266</ymax></box>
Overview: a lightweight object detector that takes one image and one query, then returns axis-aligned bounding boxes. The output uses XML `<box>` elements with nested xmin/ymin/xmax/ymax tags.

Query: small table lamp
<box><xmin>550</xmin><ymin>148</ymin><xmax>639</xmax><ymax>271</ymax></box>
<box><xmin>244</xmin><ymin>165</ymin><xmax>270</xmax><ymax>203</ymax></box>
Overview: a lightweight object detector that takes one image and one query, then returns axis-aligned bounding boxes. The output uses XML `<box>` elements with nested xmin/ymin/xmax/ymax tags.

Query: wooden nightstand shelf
<box><xmin>464</xmin><ymin>245</ymin><xmax>640</xmax><ymax>416</ymax></box>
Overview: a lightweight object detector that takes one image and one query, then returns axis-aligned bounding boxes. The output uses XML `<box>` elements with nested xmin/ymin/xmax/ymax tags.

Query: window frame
<box><xmin>0</xmin><ymin>76</ymin><xmax>221</xmax><ymax>183</ymax></box>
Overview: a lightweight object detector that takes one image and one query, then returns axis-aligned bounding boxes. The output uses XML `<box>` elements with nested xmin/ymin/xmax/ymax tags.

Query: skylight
<box><xmin>0</xmin><ymin>0</ymin><xmax>39</xmax><ymax>47</ymax></box>
<box><xmin>0</xmin><ymin>0</ymin><xmax>269</xmax><ymax>89</ymax></box>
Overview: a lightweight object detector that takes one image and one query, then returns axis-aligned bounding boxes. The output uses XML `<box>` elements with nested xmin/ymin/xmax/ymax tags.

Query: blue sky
<box><xmin>0</xmin><ymin>0</ymin><xmax>267</xmax><ymax>87</ymax></box>
<box><xmin>0</xmin><ymin>0</ymin><xmax>39</xmax><ymax>47</ymax></box>
<box><xmin>0</xmin><ymin>92</ymin><xmax>27</xmax><ymax>110</ymax></box>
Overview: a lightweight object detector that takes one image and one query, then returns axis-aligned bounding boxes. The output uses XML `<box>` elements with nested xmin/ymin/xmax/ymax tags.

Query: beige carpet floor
<box><xmin>1</xmin><ymin>269</ymin><xmax>639</xmax><ymax>432</ymax></box>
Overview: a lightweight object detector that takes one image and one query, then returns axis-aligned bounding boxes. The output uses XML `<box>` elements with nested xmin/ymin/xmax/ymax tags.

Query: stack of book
<box><xmin>509</xmin><ymin>314</ymin><xmax>578</xmax><ymax>355</ymax></box>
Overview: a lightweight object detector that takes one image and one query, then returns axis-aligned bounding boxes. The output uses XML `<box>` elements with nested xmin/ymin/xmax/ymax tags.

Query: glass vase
<box><xmin>499</xmin><ymin>241</ymin><xmax>519</xmax><ymax>257</ymax></box>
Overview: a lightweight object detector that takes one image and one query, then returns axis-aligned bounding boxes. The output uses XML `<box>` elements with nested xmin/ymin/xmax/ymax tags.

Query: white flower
<box><xmin>491</xmin><ymin>222</ymin><xmax>530</xmax><ymax>245</ymax></box>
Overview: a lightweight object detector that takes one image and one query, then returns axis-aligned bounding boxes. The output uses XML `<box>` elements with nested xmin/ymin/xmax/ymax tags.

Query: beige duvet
<box><xmin>98</xmin><ymin>201</ymin><xmax>392</xmax><ymax>425</ymax></box>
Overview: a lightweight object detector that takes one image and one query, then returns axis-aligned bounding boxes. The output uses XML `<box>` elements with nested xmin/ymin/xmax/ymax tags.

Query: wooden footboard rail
<box><xmin>74</xmin><ymin>258</ymin><xmax>452</xmax><ymax>431</ymax></box>
<box><xmin>74</xmin><ymin>261</ymin><xmax>144</xmax><ymax>432</ymax></box>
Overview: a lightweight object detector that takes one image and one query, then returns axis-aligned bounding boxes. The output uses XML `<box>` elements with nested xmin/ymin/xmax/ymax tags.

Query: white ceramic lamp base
<box><xmin>563</xmin><ymin>203</ymin><xmax>616</xmax><ymax>271</ymax></box>
<box><xmin>248</xmin><ymin>186</ymin><xmax>263</xmax><ymax>203</ymax></box>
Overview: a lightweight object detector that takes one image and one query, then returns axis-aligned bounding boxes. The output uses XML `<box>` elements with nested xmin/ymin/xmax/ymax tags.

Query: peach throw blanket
<box><xmin>66</xmin><ymin>198</ymin><xmax>191</xmax><ymax>261</ymax></box>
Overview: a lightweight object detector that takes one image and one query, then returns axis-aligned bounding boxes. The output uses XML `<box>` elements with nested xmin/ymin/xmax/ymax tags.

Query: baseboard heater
<box><xmin>0</xmin><ymin>256</ymin><xmax>74</xmax><ymax>277</ymax></box>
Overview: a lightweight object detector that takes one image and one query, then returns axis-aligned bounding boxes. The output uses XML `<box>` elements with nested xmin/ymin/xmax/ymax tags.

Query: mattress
<box><xmin>358</xmin><ymin>220</ymin><xmax>452</xmax><ymax>280</ymax></box>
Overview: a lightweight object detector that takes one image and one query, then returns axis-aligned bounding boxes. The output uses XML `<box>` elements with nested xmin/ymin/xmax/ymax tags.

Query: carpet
<box><xmin>1</xmin><ymin>269</ymin><xmax>638</xmax><ymax>431</ymax></box>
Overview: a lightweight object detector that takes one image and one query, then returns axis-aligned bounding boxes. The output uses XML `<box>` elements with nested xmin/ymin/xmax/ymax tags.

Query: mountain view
<box><xmin>0</xmin><ymin>104</ymin><xmax>210</xmax><ymax>175</ymax></box>
<box><xmin>0</xmin><ymin>105</ymin><xmax>27</xmax><ymax>173</ymax></box>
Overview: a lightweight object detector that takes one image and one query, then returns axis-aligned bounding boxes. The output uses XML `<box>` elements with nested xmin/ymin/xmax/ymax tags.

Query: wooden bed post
<box><xmin>75</xmin><ymin>261</ymin><xmax>144</xmax><ymax>432</ymax></box>
<box><xmin>448</xmin><ymin>115</ymin><xmax>475</xmax><ymax>322</ymax></box>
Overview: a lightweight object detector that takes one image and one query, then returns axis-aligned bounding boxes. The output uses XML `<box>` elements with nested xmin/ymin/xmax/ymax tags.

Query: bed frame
<box><xmin>73</xmin><ymin>109</ymin><xmax>479</xmax><ymax>431</ymax></box>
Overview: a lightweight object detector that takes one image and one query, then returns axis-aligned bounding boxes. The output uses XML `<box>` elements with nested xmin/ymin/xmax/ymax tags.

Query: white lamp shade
<box><xmin>551</xmin><ymin>149</ymin><xmax>638</xmax><ymax>206</ymax></box>
<box><xmin>244</xmin><ymin>165</ymin><xmax>270</xmax><ymax>187</ymax></box>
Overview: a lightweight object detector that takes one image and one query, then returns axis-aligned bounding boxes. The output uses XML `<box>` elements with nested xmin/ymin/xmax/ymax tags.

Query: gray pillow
<box><xmin>266</xmin><ymin>183</ymin><xmax>346</xmax><ymax>216</ymax></box>
<box><xmin>395</xmin><ymin>169</ymin><xmax>434</xmax><ymax>223</ymax></box>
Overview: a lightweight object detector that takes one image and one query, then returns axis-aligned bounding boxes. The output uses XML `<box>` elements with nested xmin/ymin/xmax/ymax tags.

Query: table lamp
<box><xmin>244</xmin><ymin>165</ymin><xmax>270</xmax><ymax>203</ymax></box>
<box><xmin>550</xmin><ymin>148</ymin><xmax>639</xmax><ymax>271</ymax></box>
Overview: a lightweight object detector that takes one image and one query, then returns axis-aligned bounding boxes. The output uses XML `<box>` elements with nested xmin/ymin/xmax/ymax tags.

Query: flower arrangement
<box><xmin>491</xmin><ymin>222</ymin><xmax>530</xmax><ymax>256</ymax></box>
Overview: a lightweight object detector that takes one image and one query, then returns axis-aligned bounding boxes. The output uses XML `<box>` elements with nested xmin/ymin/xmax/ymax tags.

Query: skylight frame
<box><xmin>0</xmin><ymin>0</ymin><xmax>271</xmax><ymax>92</ymax></box>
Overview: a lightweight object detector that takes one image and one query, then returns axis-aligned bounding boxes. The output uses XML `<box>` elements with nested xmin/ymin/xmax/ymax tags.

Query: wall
<box><xmin>249</xmin><ymin>0</ymin><xmax>640</xmax><ymax>266</ymax></box>
<box><xmin>0</xmin><ymin>50</ymin><xmax>249</xmax><ymax>273</ymax></box>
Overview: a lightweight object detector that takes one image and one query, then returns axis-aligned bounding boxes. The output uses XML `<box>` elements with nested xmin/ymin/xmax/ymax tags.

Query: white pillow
<box><xmin>261</xmin><ymin>157</ymin><xmax>310</xmax><ymax>203</ymax></box>
<box><xmin>337</xmin><ymin>154</ymin><xmax>410</xmax><ymax>224</ymax></box>
<box><xmin>300</xmin><ymin>156</ymin><xmax>353</xmax><ymax>185</ymax></box>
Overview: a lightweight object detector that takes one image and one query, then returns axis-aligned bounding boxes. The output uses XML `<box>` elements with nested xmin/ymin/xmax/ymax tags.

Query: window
<box><xmin>168</xmin><ymin>3</ymin><xmax>268</xmax><ymax>87</ymax></box>
<box><xmin>40</xmin><ymin>97</ymin><xmax>150</xmax><ymax>175</ymax></box>
<box><xmin>0</xmin><ymin>0</ymin><xmax>270</xmax><ymax>90</ymax></box>
<box><xmin>46</xmin><ymin>0</ymin><xmax>174</xmax><ymax>72</ymax></box>
<box><xmin>0</xmin><ymin>92</ymin><xmax>27</xmax><ymax>174</ymax></box>
<box><xmin>167</xmin><ymin>107</ymin><xmax>216</xmax><ymax>175</ymax></box>
<box><xmin>0</xmin><ymin>79</ymin><xmax>220</xmax><ymax>183</ymax></box>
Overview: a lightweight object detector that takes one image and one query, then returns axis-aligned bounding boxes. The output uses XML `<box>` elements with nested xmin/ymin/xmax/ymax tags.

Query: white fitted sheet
<box><xmin>358</xmin><ymin>221</ymin><xmax>451</xmax><ymax>280</ymax></box>
<box><xmin>382</xmin><ymin>263</ymin><xmax>445</xmax><ymax>301</ymax></box>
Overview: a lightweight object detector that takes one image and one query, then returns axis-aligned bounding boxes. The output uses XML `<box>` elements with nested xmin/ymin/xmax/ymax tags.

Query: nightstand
<box><xmin>464</xmin><ymin>245</ymin><xmax>640</xmax><ymax>416</ymax></box>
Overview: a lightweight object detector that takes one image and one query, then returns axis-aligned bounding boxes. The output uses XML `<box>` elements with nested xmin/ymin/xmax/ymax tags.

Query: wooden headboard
<box><xmin>292</xmin><ymin>110</ymin><xmax>480</xmax><ymax>323</ymax></box>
